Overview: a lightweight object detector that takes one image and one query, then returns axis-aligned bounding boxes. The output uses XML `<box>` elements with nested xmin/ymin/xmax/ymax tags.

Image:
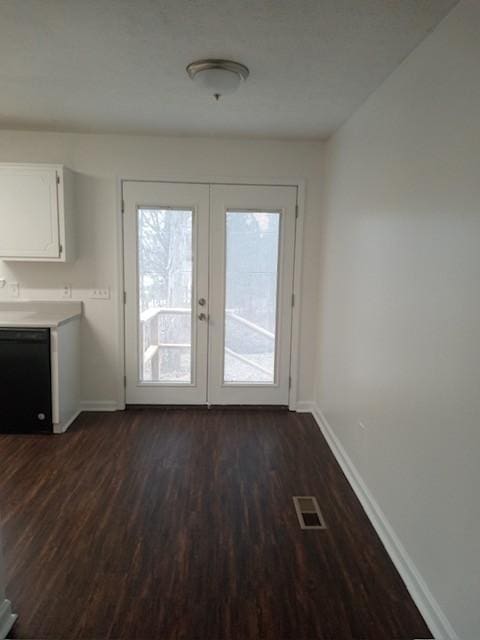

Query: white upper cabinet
<box><xmin>0</xmin><ymin>163</ymin><xmax>75</xmax><ymax>262</ymax></box>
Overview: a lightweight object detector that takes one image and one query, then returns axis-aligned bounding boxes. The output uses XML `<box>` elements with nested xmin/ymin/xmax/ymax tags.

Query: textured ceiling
<box><xmin>0</xmin><ymin>0</ymin><xmax>458</xmax><ymax>139</ymax></box>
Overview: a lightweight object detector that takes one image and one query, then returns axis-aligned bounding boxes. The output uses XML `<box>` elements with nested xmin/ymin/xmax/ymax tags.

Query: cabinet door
<box><xmin>0</xmin><ymin>166</ymin><xmax>60</xmax><ymax>258</ymax></box>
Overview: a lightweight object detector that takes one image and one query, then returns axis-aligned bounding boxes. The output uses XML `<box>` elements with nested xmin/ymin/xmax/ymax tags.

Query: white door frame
<box><xmin>115</xmin><ymin>176</ymin><xmax>306</xmax><ymax>411</ymax></box>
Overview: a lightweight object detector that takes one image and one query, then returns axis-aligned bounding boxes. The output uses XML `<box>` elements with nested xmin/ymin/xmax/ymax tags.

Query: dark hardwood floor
<box><xmin>0</xmin><ymin>409</ymin><xmax>431</xmax><ymax>639</ymax></box>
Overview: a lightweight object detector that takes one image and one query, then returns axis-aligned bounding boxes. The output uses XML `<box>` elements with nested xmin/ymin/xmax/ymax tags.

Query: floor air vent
<box><xmin>293</xmin><ymin>496</ymin><xmax>327</xmax><ymax>530</ymax></box>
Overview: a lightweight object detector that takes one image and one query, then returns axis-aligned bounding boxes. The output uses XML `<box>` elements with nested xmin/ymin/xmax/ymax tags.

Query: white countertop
<box><xmin>0</xmin><ymin>301</ymin><xmax>82</xmax><ymax>328</ymax></box>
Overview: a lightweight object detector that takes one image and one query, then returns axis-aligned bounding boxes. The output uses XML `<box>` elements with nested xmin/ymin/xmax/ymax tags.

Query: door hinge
<box><xmin>291</xmin><ymin>293</ymin><xmax>295</xmax><ymax>307</ymax></box>
<box><xmin>289</xmin><ymin>375</ymin><xmax>292</xmax><ymax>389</ymax></box>
<box><xmin>121</xmin><ymin>199</ymin><xmax>125</xmax><ymax>214</ymax></box>
<box><xmin>59</xmin><ymin>244</ymin><xmax>63</xmax><ymax>254</ymax></box>
<box><xmin>123</xmin><ymin>291</ymin><xmax>127</xmax><ymax>304</ymax></box>
<box><xmin>56</xmin><ymin>174</ymin><xmax>60</xmax><ymax>185</ymax></box>
<box><xmin>123</xmin><ymin>375</ymin><xmax>127</xmax><ymax>387</ymax></box>
<box><xmin>295</xmin><ymin>203</ymin><xmax>299</xmax><ymax>218</ymax></box>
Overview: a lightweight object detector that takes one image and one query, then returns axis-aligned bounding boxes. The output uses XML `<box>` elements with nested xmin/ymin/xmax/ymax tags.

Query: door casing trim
<box><xmin>116</xmin><ymin>176</ymin><xmax>306</xmax><ymax>411</ymax></box>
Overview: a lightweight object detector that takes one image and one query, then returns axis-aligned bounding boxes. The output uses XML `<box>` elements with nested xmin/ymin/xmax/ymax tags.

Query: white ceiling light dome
<box><xmin>186</xmin><ymin>59</ymin><xmax>249</xmax><ymax>100</ymax></box>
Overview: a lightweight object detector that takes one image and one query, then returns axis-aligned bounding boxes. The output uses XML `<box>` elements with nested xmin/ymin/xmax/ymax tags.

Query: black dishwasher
<box><xmin>0</xmin><ymin>328</ymin><xmax>53</xmax><ymax>433</ymax></box>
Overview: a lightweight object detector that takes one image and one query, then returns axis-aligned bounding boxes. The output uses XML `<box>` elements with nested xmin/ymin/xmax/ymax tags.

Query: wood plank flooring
<box><xmin>0</xmin><ymin>409</ymin><xmax>432</xmax><ymax>639</ymax></box>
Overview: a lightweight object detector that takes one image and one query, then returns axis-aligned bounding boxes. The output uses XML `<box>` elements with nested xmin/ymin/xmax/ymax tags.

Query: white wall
<box><xmin>316</xmin><ymin>2</ymin><xmax>480</xmax><ymax>638</ymax></box>
<box><xmin>0</xmin><ymin>133</ymin><xmax>323</xmax><ymax>406</ymax></box>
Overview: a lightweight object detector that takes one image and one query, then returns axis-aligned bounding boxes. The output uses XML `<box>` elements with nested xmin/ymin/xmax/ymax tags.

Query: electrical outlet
<box><xmin>90</xmin><ymin>288</ymin><xmax>110</xmax><ymax>300</ymax></box>
<box><xmin>0</xmin><ymin>278</ymin><xmax>6</xmax><ymax>289</ymax></box>
<box><xmin>8</xmin><ymin>282</ymin><xmax>19</xmax><ymax>298</ymax></box>
<box><xmin>62</xmin><ymin>284</ymin><xmax>72</xmax><ymax>298</ymax></box>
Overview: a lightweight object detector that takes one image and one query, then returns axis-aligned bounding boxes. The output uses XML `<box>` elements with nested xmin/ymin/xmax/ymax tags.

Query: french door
<box><xmin>123</xmin><ymin>181</ymin><xmax>297</xmax><ymax>405</ymax></box>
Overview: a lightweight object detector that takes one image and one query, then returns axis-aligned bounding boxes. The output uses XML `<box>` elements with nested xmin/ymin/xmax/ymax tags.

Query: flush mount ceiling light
<box><xmin>186</xmin><ymin>59</ymin><xmax>249</xmax><ymax>101</ymax></box>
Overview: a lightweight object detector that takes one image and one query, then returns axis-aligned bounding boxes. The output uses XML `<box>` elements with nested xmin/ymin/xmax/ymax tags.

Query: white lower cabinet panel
<box><xmin>51</xmin><ymin>318</ymin><xmax>81</xmax><ymax>433</ymax></box>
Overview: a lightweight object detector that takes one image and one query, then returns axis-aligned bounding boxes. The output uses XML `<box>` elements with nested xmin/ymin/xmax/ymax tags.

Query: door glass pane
<box><xmin>224</xmin><ymin>211</ymin><xmax>280</xmax><ymax>383</ymax></box>
<box><xmin>138</xmin><ymin>208</ymin><xmax>193</xmax><ymax>383</ymax></box>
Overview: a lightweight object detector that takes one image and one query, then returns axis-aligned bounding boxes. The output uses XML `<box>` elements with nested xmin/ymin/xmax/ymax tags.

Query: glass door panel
<box><xmin>224</xmin><ymin>211</ymin><xmax>280</xmax><ymax>384</ymax></box>
<box><xmin>138</xmin><ymin>208</ymin><xmax>193</xmax><ymax>383</ymax></box>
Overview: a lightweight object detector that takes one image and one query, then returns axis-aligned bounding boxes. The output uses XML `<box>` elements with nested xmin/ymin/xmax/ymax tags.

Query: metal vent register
<box><xmin>293</xmin><ymin>496</ymin><xmax>327</xmax><ymax>530</ymax></box>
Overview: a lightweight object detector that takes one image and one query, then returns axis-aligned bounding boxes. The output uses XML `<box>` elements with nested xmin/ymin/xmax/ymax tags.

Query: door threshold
<box><xmin>126</xmin><ymin>404</ymin><xmax>209</xmax><ymax>411</ymax></box>
<box><xmin>208</xmin><ymin>405</ymin><xmax>289</xmax><ymax>411</ymax></box>
<box><xmin>125</xmin><ymin>404</ymin><xmax>289</xmax><ymax>411</ymax></box>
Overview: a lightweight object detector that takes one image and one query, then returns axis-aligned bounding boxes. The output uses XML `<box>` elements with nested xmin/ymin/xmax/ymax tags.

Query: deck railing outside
<box><xmin>140</xmin><ymin>306</ymin><xmax>274</xmax><ymax>381</ymax></box>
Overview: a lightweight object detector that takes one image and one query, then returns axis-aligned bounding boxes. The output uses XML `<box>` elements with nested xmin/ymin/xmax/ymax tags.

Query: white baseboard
<box><xmin>295</xmin><ymin>401</ymin><xmax>315</xmax><ymax>413</ymax></box>
<box><xmin>311</xmin><ymin>405</ymin><xmax>459</xmax><ymax>640</ymax></box>
<box><xmin>0</xmin><ymin>599</ymin><xmax>16</xmax><ymax>640</ymax></box>
<box><xmin>79</xmin><ymin>401</ymin><xmax>119</xmax><ymax>412</ymax></box>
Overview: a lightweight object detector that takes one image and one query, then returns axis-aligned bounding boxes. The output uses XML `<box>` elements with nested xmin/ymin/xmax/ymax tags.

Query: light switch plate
<box><xmin>90</xmin><ymin>288</ymin><xmax>110</xmax><ymax>300</ymax></box>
